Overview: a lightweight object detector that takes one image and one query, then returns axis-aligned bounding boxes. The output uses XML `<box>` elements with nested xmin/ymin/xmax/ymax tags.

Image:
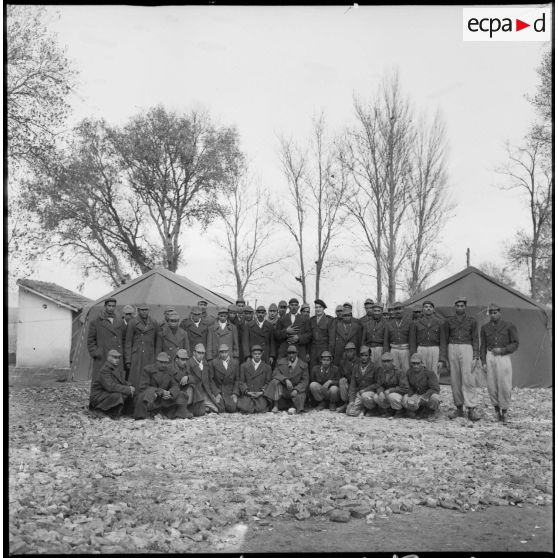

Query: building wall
<box><xmin>16</xmin><ymin>289</ymin><xmax>72</xmax><ymax>368</ymax></box>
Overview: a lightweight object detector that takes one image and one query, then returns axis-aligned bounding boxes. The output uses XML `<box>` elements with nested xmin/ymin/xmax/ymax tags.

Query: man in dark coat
<box><xmin>332</xmin><ymin>308</ymin><xmax>362</xmax><ymax>365</ymax></box>
<box><xmin>122</xmin><ymin>305</ymin><xmax>136</xmax><ymax>329</ymax></box>
<box><xmin>180</xmin><ymin>307</ymin><xmax>212</xmax><ymax>361</ymax></box>
<box><xmin>183</xmin><ymin>343</ymin><xmax>222</xmax><ymax>416</ymax></box>
<box><xmin>210</xmin><ymin>344</ymin><xmax>240</xmax><ymax>413</ymax></box>
<box><xmin>308</xmin><ymin>299</ymin><xmax>336</xmax><ymax>367</ymax></box>
<box><xmin>266</xmin><ymin>303</ymin><xmax>279</xmax><ymax>327</ymax></box>
<box><xmin>198</xmin><ymin>299</ymin><xmax>216</xmax><ymax>326</ymax></box>
<box><xmin>274</xmin><ymin>298</ymin><xmax>312</xmax><ymax>361</ymax></box>
<box><xmin>87</xmin><ymin>298</ymin><xmax>126</xmax><ymax>382</ymax></box>
<box><xmin>156</xmin><ymin>311</ymin><xmax>190</xmax><ymax>363</ymax></box>
<box><xmin>480</xmin><ymin>303</ymin><xmax>519</xmax><ymax>424</ymax></box>
<box><xmin>237</xmin><ymin>345</ymin><xmax>272</xmax><ymax>414</ymax></box>
<box><xmin>359</xmin><ymin>298</ymin><xmax>375</xmax><ymax>326</ymax></box>
<box><xmin>361</xmin><ymin>302</ymin><xmax>388</xmax><ymax>366</ymax></box>
<box><xmin>125</xmin><ymin>304</ymin><xmax>160</xmax><ymax>391</ymax></box>
<box><xmin>208</xmin><ymin>307</ymin><xmax>239</xmax><ymax>361</ymax></box>
<box><xmin>264</xmin><ymin>345</ymin><xmax>309</xmax><ymax>414</ymax></box>
<box><xmin>169</xmin><ymin>349</ymin><xmax>195</xmax><ymax>409</ymax></box>
<box><xmin>89</xmin><ymin>350</ymin><xmax>135</xmax><ymax>418</ymax></box>
<box><xmin>277</xmin><ymin>300</ymin><xmax>288</xmax><ymax>319</ymax></box>
<box><xmin>384</xmin><ymin>301</ymin><xmax>413</xmax><ymax>374</ymax></box>
<box><xmin>346</xmin><ymin>346</ymin><xmax>376</xmax><ymax>417</ymax></box>
<box><xmin>367</xmin><ymin>352</ymin><xmax>409</xmax><ymax>417</ymax></box>
<box><xmin>133</xmin><ymin>352</ymin><xmax>191</xmax><ymax>420</ymax></box>
<box><xmin>309</xmin><ymin>351</ymin><xmax>340</xmax><ymax>411</ymax></box>
<box><xmin>243</xmin><ymin>306</ymin><xmax>276</xmax><ymax>365</ymax></box>
<box><xmin>237</xmin><ymin>306</ymin><xmax>256</xmax><ymax>362</ymax></box>
<box><xmin>402</xmin><ymin>353</ymin><xmax>441</xmax><ymax>421</ymax></box>
<box><xmin>336</xmin><ymin>341</ymin><xmax>358</xmax><ymax>412</ymax></box>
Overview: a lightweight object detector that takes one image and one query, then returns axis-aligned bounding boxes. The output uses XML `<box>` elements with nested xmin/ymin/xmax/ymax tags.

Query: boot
<box><xmin>336</xmin><ymin>403</ymin><xmax>347</xmax><ymax>413</ymax></box>
<box><xmin>427</xmin><ymin>406</ymin><xmax>440</xmax><ymax>422</ymax></box>
<box><xmin>271</xmin><ymin>404</ymin><xmax>279</xmax><ymax>413</ymax></box>
<box><xmin>501</xmin><ymin>409</ymin><xmax>508</xmax><ymax>423</ymax></box>
<box><xmin>448</xmin><ymin>406</ymin><xmax>464</xmax><ymax>419</ymax></box>
<box><xmin>329</xmin><ymin>401</ymin><xmax>337</xmax><ymax>411</ymax></box>
<box><xmin>468</xmin><ymin>407</ymin><xmax>481</xmax><ymax>422</ymax></box>
<box><xmin>406</xmin><ymin>410</ymin><xmax>417</xmax><ymax>419</ymax></box>
<box><xmin>494</xmin><ymin>405</ymin><xmax>502</xmax><ymax>421</ymax></box>
<box><xmin>316</xmin><ymin>401</ymin><xmax>327</xmax><ymax>411</ymax></box>
<box><xmin>394</xmin><ymin>409</ymin><xmax>405</xmax><ymax>418</ymax></box>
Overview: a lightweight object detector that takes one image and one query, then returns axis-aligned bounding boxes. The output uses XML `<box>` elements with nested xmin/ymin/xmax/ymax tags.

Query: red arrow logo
<box><xmin>516</xmin><ymin>18</ymin><xmax>530</xmax><ymax>31</ymax></box>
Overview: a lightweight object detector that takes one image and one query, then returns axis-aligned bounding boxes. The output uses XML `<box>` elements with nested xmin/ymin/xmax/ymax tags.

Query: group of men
<box><xmin>87</xmin><ymin>296</ymin><xmax>518</xmax><ymax>423</ymax></box>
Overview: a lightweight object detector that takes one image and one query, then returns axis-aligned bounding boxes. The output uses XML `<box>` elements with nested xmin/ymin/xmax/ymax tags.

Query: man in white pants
<box><xmin>446</xmin><ymin>296</ymin><xmax>481</xmax><ymax>422</ymax></box>
<box><xmin>383</xmin><ymin>302</ymin><xmax>412</xmax><ymax>373</ymax></box>
<box><xmin>480</xmin><ymin>303</ymin><xmax>519</xmax><ymax>424</ymax></box>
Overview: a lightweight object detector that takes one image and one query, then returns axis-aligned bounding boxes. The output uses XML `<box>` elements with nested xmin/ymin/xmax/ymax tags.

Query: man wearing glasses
<box><xmin>480</xmin><ymin>303</ymin><xmax>519</xmax><ymax>424</ymax></box>
<box><xmin>446</xmin><ymin>296</ymin><xmax>481</xmax><ymax>422</ymax></box>
<box><xmin>156</xmin><ymin>311</ymin><xmax>190</xmax><ymax>363</ymax></box>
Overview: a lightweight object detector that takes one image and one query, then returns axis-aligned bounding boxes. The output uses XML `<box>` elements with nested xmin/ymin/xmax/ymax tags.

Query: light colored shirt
<box><xmin>252</xmin><ymin>359</ymin><xmax>261</xmax><ymax>370</ymax></box>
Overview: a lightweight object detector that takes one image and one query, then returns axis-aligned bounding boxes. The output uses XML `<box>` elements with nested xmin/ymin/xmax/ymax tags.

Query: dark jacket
<box><xmin>480</xmin><ymin>319</ymin><xmax>519</xmax><ymax>364</ymax></box>
<box><xmin>361</xmin><ymin>317</ymin><xmax>388</xmax><ymax>348</ymax></box>
<box><xmin>208</xmin><ymin>321</ymin><xmax>239</xmax><ymax>360</ymax></box>
<box><xmin>384</xmin><ymin>317</ymin><xmax>413</xmax><ymax>351</ymax></box>
<box><xmin>308</xmin><ymin>314</ymin><xmax>336</xmax><ymax>365</ymax></box>
<box><xmin>348</xmin><ymin>361</ymin><xmax>376</xmax><ymax>401</ymax></box>
<box><xmin>332</xmin><ymin>321</ymin><xmax>362</xmax><ymax>365</ymax></box>
<box><xmin>238</xmin><ymin>360</ymin><xmax>272</xmax><ymax>394</ymax></box>
<box><xmin>445</xmin><ymin>314</ymin><xmax>480</xmax><ymax>358</ymax></box>
<box><xmin>87</xmin><ymin>312</ymin><xmax>126</xmax><ymax>380</ymax></box>
<box><xmin>242</xmin><ymin>319</ymin><xmax>276</xmax><ymax>363</ymax></box>
<box><xmin>274</xmin><ymin>313</ymin><xmax>312</xmax><ymax>360</ymax></box>
<box><xmin>180</xmin><ymin>319</ymin><xmax>211</xmax><ymax>357</ymax></box>
<box><xmin>339</xmin><ymin>356</ymin><xmax>358</xmax><ymax>381</ymax></box>
<box><xmin>371</xmin><ymin>365</ymin><xmax>409</xmax><ymax>395</ymax></box>
<box><xmin>125</xmin><ymin>316</ymin><xmax>160</xmax><ymax>389</ymax></box>
<box><xmin>410</xmin><ymin>316</ymin><xmax>448</xmax><ymax>360</ymax></box>
<box><xmin>184</xmin><ymin>357</ymin><xmax>220</xmax><ymax>404</ymax></box>
<box><xmin>272</xmin><ymin>359</ymin><xmax>309</xmax><ymax>393</ymax></box>
<box><xmin>310</xmin><ymin>364</ymin><xmax>340</xmax><ymax>386</ymax></box>
<box><xmin>90</xmin><ymin>360</ymin><xmax>133</xmax><ymax>404</ymax></box>
<box><xmin>211</xmin><ymin>357</ymin><xmax>240</xmax><ymax>397</ymax></box>
<box><xmin>156</xmin><ymin>324</ymin><xmax>190</xmax><ymax>363</ymax></box>
<box><xmin>406</xmin><ymin>366</ymin><xmax>440</xmax><ymax>398</ymax></box>
<box><xmin>138</xmin><ymin>363</ymin><xmax>181</xmax><ymax>399</ymax></box>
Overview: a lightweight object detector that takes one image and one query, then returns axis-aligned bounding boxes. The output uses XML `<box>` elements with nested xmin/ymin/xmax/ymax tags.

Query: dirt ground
<box><xmin>8</xmin><ymin>368</ymin><xmax>554</xmax><ymax>554</ymax></box>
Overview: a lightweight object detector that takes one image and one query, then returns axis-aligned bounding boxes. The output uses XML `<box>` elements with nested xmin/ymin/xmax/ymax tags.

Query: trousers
<box><xmin>448</xmin><ymin>344</ymin><xmax>477</xmax><ymax>408</ymax></box>
<box><xmin>486</xmin><ymin>352</ymin><xmax>513</xmax><ymax>410</ymax></box>
<box><xmin>417</xmin><ymin>346</ymin><xmax>440</xmax><ymax>378</ymax></box>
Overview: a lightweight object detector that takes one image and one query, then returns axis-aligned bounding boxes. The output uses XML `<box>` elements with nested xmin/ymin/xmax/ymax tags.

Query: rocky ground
<box><xmin>8</xmin><ymin>379</ymin><xmax>553</xmax><ymax>554</ymax></box>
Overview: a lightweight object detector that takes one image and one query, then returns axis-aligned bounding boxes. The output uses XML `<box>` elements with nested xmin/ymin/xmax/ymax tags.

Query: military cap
<box><xmin>364</xmin><ymin>298</ymin><xmax>374</xmax><ymax>305</ymax></box>
<box><xmin>194</xmin><ymin>343</ymin><xmax>206</xmax><ymax>352</ymax></box>
<box><xmin>218</xmin><ymin>344</ymin><xmax>230</xmax><ymax>352</ymax></box>
<box><xmin>381</xmin><ymin>352</ymin><xmax>394</xmax><ymax>361</ymax></box>
<box><xmin>156</xmin><ymin>352</ymin><xmax>170</xmax><ymax>362</ymax></box>
<box><xmin>314</xmin><ymin>299</ymin><xmax>327</xmax><ymax>309</ymax></box>
<box><xmin>344</xmin><ymin>342</ymin><xmax>356</xmax><ymax>350</ymax></box>
<box><xmin>107</xmin><ymin>349</ymin><xmax>121</xmax><ymax>357</ymax></box>
<box><xmin>286</xmin><ymin>345</ymin><xmax>298</xmax><ymax>353</ymax></box>
<box><xmin>268</xmin><ymin>303</ymin><xmax>278</xmax><ymax>311</ymax></box>
<box><xmin>372</xmin><ymin>302</ymin><xmax>383</xmax><ymax>310</ymax></box>
<box><xmin>217</xmin><ymin>307</ymin><xmax>229</xmax><ymax>314</ymax></box>
<box><xmin>343</xmin><ymin>301</ymin><xmax>353</xmax><ymax>308</ymax></box>
<box><xmin>288</xmin><ymin>298</ymin><xmax>299</xmax><ymax>304</ymax></box>
<box><xmin>191</xmin><ymin>307</ymin><xmax>202</xmax><ymax>315</ymax></box>
<box><xmin>342</xmin><ymin>308</ymin><xmax>352</xmax><ymax>315</ymax></box>
<box><xmin>455</xmin><ymin>296</ymin><xmax>467</xmax><ymax>305</ymax></box>
<box><xmin>359</xmin><ymin>345</ymin><xmax>370</xmax><ymax>355</ymax></box>
<box><xmin>422</xmin><ymin>300</ymin><xmax>435</xmax><ymax>307</ymax></box>
<box><xmin>228</xmin><ymin>304</ymin><xmax>238</xmax><ymax>312</ymax></box>
<box><xmin>176</xmin><ymin>349</ymin><xmax>189</xmax><ymax>359</ymax></box>
<box><xmin>104</xmin><ymin>298</ymin><xmax>117</xmax><ymax>305</ymax></box>
<box><xmin>278</xmin><ymin>300</ymin><xmax>288</xmax><ymax>307</ymax></box>
<box><xmin>164</xmin><ymin>306</ymin><xmax>176</xmax><ymax>313</ymax></box>
<box><xmin>236</xmin><ymin>299</ymin><xmax>245</xmax><ymax>305</ymax></box>
<box><xmin>256</xmin><ymin>305</ymin><xmax>266</xmax><ymax>312</ymax></box>
<box><xmin>251</xmin><ymin>344</ymin><xmax>264</xmax><ymax>353</ymax></box>
<box><xmin>122</xmin><ymin>304</ymin><xmax>135</xmax><ymax>313</ymax></box>
<box><xmin>392</xmin><ymin>301</ymin><xmax>403</xmax><ymax>309</ymax></box>
<box><xmin>410</xmin><ymin>353</ymin><xmax>422</xmax><ymax>364</ymax></box>
<box><xmin>301</xmin><ymin>303</ymin><xmax>310</xmax><ymax>310</ymax></box>
<box><xmin>138</xmin><ymin>304</ymin><xmax>149</xmax><ymax>310</ymax></box>
<box><xmin>335</xmin><ymin>305</ymin><xmax>344</xmax><ymax>312</ymax></box>
<box><xmin>320</xmin><ymin>351</ymin><xmax>333</xmax><ymax>358</ymax></box>
<box><xmin>198</xmin><ymin>300</ymin><xmax>208</xmax><ymax>306</ymax></box>
<box><xmin>488</xmin><ymin>303</ymin><xmax>501</xmax><ymax>311</ymax></box>
<box><xmin>167</xmin><ymin>311</ymin><xmax>180</xmax><ymax>320</ymax></box>
<box><xmin>244</xmin><ymin>306</ymin><xmax>254</xmax><ymax>313</ymax></box>
<box><xmin>412</xmin><ymin>304</ymin><xmax>422</xmax><ymax>312</ymax></box>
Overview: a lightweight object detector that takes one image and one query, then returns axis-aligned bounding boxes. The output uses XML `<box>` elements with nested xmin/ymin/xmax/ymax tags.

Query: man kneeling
<box><xmin>368</xmin><ymin>352</ymin><xmax>409</xmax><ymax>417</ymax></box>
<box><xmin>309</xmin><ymin>351</ymin><xmax>340</xmax><ymax>411</ymax></box>
<box><xmin>237</xmin><ymin>345</ymin><xmax>272</xmax><ymax>413</ymax></box>
<box><xmin>89</xmin><ymin>350</ymin><xmax>135</xmax><ymax>419</ymax></box>
<box><xmin>133</xmin><ymin>352</ymin><xmax>192</xmax><ymax>420</ymax></box>
<box><xmin>402</xmin><ymin>353</ymin><xmax>441</xmax><ymax>421</ymax></box>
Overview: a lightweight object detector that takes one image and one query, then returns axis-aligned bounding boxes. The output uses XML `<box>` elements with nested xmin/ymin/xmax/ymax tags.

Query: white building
<box><xmin>16</xmin><ymin>279</ymin><xmax>92</xmax><ymax>369</ymax></box>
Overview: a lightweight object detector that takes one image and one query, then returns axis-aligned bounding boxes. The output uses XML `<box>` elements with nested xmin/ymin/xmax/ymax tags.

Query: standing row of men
<box><xmin>87</xmin><ymin>296</ymin><xmax>518</xmax><ymax>423</ymax></box>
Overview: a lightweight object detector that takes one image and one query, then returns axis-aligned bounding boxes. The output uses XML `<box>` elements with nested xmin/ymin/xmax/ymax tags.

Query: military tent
<box><xmin>69</xmin><ymin>267</ymin><xmax>234</xmax><ymax>381</ymax></box>
<box><xmin>403</xmin><ymin>266</ymin><xmax>552</xmax><ymax>388</ymax></box>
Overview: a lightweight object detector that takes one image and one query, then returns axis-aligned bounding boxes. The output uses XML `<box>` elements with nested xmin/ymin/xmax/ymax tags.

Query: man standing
<box><xmin>446</xmin><ymin>296</ymin><xmax>481</xmax><ymax>422</ymax></box>
<box><xmin>237</xmin><ymin>345</ymin><xmax>272</xmax><ymax>414</ymax></box>
<box><xmin>181</xmin><ymin>307</ymin><xmax>211</xmax><ymax>361</ymax></box>
<box><xmin>156</xmin><ymin>311</ymin><xmax>190</xmax><ymax>363</ymax></box>
<box><xmin>336</xmin><ymin>342</ymin><xmax>358</xmax><ymax>413</ymax></box>
<box><xmin>198</xmin><ymin>299</ymin><xmax>215</xmax><ymax>326</ymax></box>
<box><xmin>87</xmin><ymin>298</ymin><xmax>126</xmax><ymax>381</ymax></box>
<box><xmin>384</xmin><ymin>301</ymin><xmax>412</xmax><ymax>374</ymax></box>
<box><xmin>274</xmin><ymin>298</ymin><xmax>312</xmax><ymax>361</ymax></box>
<box><xmin>334</xmin><ymin>305</ymin><xmax>344</xmax><ymax>322</ymax></box>
<box><xmin>359</xmin><ymin>298</ymin><xmax>375</xmax><ymax>326</ymax></box>
<box><xmin>125</xmin><ymin>304</ymin><xmax>159</xmax><ymax>390</ymax></box>
<box><xmin>122</xmin><ymin>305</ymin><xmax>136</xmax><ymax>329</ymax></box>
<box><xmin>309</xmin><ymin>351</ymin><xmax>340</xmax><ymax>411</ymax></box>
<box><xmin>266</xmin><ymin>303</ymin><xmax>279</xmax><ymax>327</ymax></box>
<box><xmin>361</xmin><ymin>302</ymin><xmax>388</xmax><ymax>366</ymax></box>
<box><xmin>89</xmin><ymin>350</ymin><xmax>135</xmax><ymax>418</ymax></box>
<box><xmin>367</xmin><ymin>352</ymin><xmax>409</xmax><ymax>417</ymax></box>
<box><xmin>208</xmin><ymin>307</ymin><xmax>239</xmax><ymax>361</ymax></box>
<box><xmin>243</xmin><ymin>305</ymin><xmax>276</xmax><ymax>365</ymax></box>
<box><xmin>169</xmin><ymin>348</ymin><xmax>195</xmax><ymax>411</ymax></box>
<box><xmin>184</xmin><ymin>343</ymin><xmax>223</xmax><ymax>415</ymax></box>
<box><xmin>300</xmin><ymin>303</ymin><xmax>311</xmax><ymax>318</ymax></box>
<box><xmin>480</xmin><ymin>303</ymin><xmax>519</xmax><ymax>423</ymax></box>
<box><xmin>133</xmin><ymin>352</ymin><xmax>191</xmax><ymax>420</ymax></box>
<box><xmin>210</xmin><ymin>344</ymin><xmax>240</xmax><ymax>413</ymax></box>
<box><xmin>159</xmin><ymin>306</ymin><xmax>177</xmax><ymax>327</ymax></box>
<box><xmin>409</xmin><ymin>300</ymin><xmax>447</xmax><ymax>378</ymax></box>
<box><xmin>346</xmin><ymin>346</ymin><xmax>377</xmax><ymax>417</ymax></box>
<box><xmin>402</xmin><ymin>353</ymin><xmax>441</xmax><ymax>421</ymax></box>
<box><xmin>308</xmin><ymin>299</ymin><xmax>335</xmax><ymax>367</ymax></box>
<box><xmin>277</xmin><ymin>300</ymin><xmax>288</xmax><ymax>319</ymax></box>
<box><xmin>236</xmin><ymin>299</ymin><xmax>246</xmax><ymax>311</ymax></box>
<box><xmin>265</xmin><ymin>345</ymin><xmax>309</xmax><ymax>414</ymax></box>
<box><xmin>332</xmin><ymin>308</ymin><xmax>361</xmax><ymax>365</ymax></box>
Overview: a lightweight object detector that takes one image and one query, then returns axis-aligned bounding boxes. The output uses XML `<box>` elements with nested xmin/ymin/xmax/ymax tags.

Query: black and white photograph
<box><xmin>7</xmin><ymin>4</ymin><xmax>553</xmax><ymax>554</ymax></box>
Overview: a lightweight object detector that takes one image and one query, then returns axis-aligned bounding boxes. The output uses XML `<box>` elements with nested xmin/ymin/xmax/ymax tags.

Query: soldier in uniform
<box><xmin>266</xmin><ymin>303</ymin><xmax>279</xmax><ymax>326</ymax></box>
<box><xmin>243</xmin><ymin>305</ymin><xmax>276</xmax><ymax>365</ymax></box>
<box><xmin>336</xmin><ymin>341</ymin><xmax>358</xmax><ymax>413</ymax></box>
<box><xmin>122</xmin><ymin>305</ymin><xmax>136</xmax><ymax>328</ymax></box>
<box><xmin>384</xmin><ymin>301</ymin><xmax>412</xmax><ymax>374</ymax></box>
<box><xmin>300</xmin><ymin>303</ymin><xmax>311</xmax><ymax>318</ymax></box>
<box><xmin>359</xmin><ymin>298</ymin><xmax>375</xmax><ymax>326</ymax></box>
<box><xmin>366</xmin><ymin>352</ymin><xmax>409</xmax><ymax>417</ymax></box>
<box><xmin>346</xmin><ymin>346</ymin><xmax>377</xmax><ymax>417</ymax></box>
<box><xmin>409</xmin><ymin>300</ymin><xmax>447</xmax><ymax>378</ymax></box>
<box><xmin>208</xmin><ymin>307</ymin><xmax>239</xmax><ymax>361</ymax></box>
<box><xmin>210</xmin><ymin>344</ymin><xmax>240</xmax><ymax>413</ymax></box>
<box><xmin>274</xmin><ymin>298</ymin><xmax>312</xmax><ymax>361</ymax></box>
<box><xmin>361</xmin><ymin>302</ymin><xmax>388</xmax><ymax>366</ymax></box>
<box><xmin>446</xmin><ymin>296</ymin><xmax>481</xmax><ymax>422</ymax></box>
<box><xmin>156</xmin><ymin>311</ymin><xmax>190</xmax><ymax>363</ymax></box>
<box><xmin>308</xmin><ymin>299</ymin><xmax>335</xmax><ymax>367</ymax></box>
<box><xmin>334</xmin><ymin>305</ymin><xmax>344</xmax><ymax>321</ymax></box>
<box><xmin>180</xmin><ymin>307</ymin><xmax>212</xmax><ymax>361</ymax></box>
<box><xmin>198</xmin><ymin>299</ymin><xmax>216</xmax><ymax>326</ymax></box>
<box><xmin>332</xmin><ymin>308</ymin><xmax>361</xmax><ymax>365</ymax></box>
<box><xmin>237</xmin><ymin>345</ymin><xmax>273</xmax><ymax>414</ymax></box>
<box><xmin>402</xmin><ymin>353</ymin><xmax>441</xmax><ymax>421</ymax></box>
<box><xmin>309</xmin><ymin>351</ymin><xmax>340</xmax><ymax>411</ymax></box>
<box><xmin>277</xmin><ymin>300</ymin><xmax>288</xmax><ymax>319</ymax></box>
<box><xmin>183</xmin><ymin>344</ymin><xmax>222</xmax><ymax>415</ymax></box>
<box><xmin>480</xmin><ymin>303</ymin><xmax>519</xmax><ymax>423</ymax></box>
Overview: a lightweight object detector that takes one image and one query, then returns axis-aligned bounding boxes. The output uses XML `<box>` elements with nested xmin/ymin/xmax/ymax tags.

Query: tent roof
<box><xmin>17</xmin><ymin>278</ymin><xmax>92</xmax><ymax>311</ymax></box>
<box><xmin>403</xmin><ymin>266</ymin><xmax>550</xmax><ymax>313</ymax></box>
<box><xmin>83</xmin><ymin>267</ymin><xmax>234</xmax><ymax>314</ymax></box>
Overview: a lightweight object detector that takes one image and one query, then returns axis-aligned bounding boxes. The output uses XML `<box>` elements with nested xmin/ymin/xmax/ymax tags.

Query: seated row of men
<box><xmin>89</xmin><ymin>341</ymin><xmax>441</xmax><ymax>421</ymax></box>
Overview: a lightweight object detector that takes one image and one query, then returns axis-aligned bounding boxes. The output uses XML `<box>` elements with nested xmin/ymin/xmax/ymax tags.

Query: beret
<box><xmin>335</xmin><ymin>305</ymin><xmax>344</xmax><ymax>311</ymax></box>
<box><xmin>381</xmin><ymin>352</ymin><xmax>393</xmax><ymax>360</ymax></box>
<box><xmin>138</xmin><ymin>304</ymin><xmax>149</xmax><ymax>310</ymax></box>
<box><xmin>372</xmin><ymin>302</ymin><xmax>383</xmax><ymax>310</ymax></box>
<box><xmin>342</xmin><ymin>301</ymin><xmax>352</xmax><ymax>308</ymax></box>
<box><xmin>392</xmin><ymin>301</ymin><xmax>403</xmax><ymax>309</ymax></box>
<box><xmin>410</xmin><ymin>353</ymin><xmax>422</xmax><ymax>363</ymax></box>
<box><xmin>314</xmin><ymin>299</ymin><xmax>327</xmax><ymax>309</ymax></box>
<box><xmin>164</xmin><ymin>306</ymin><xmax>176</xmax><ymax>313</ymax></box>
<box><xmin>191</xmin><ymin>307</ymin><xmax>202</xmax><ymax>314</ymax></box>
<box><xmin>228</xmin><ymin>304</ymin><xmax>238</xmax><ymax>312</ymax></box>
<box><xmin>278</xmin><ymin>300</ymin><xmax>288</xmax><ymax>306</ymax></box>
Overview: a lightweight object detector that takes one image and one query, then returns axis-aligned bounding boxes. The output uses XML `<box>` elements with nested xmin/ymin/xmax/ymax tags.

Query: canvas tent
<box><xmin>70</xmin><ymin>267</ymin><xmax>234</xmax><ymax>381</ymax></box>
<box><xmin>403</xmin><ymin>266</ymin><xmax>552</xmax><ymax>388</ymax></box>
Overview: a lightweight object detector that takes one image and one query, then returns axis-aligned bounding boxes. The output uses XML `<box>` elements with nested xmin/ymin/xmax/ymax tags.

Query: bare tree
<box><xmin>215</xmin><ymin>167</ymin><xmax>282</xmax><ymax>299</ymax></box>
<box><xmin>478</xmin><ymin>262</ymin><xmax>517</xmax><ymax>290</ymax></box>
<box><xmin>497</xmin><ymin>136</ymin><xmax>553</xmax><ymax>301</ymax></box>
<box><xmin>402</xmin><ymin>111</ymin><xmax>453</xmax><ymax>297</ymax></box>
<box><xmin>526</xmin><ymin>47</ymin><xmax>551</xmax><ymax>152</ymax></box>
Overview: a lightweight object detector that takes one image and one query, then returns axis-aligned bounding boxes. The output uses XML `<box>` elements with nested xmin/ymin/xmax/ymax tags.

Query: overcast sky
<box><xmin>19</xmin><ymin>5</ymin><xmax>550</xmax><ymax>309</ymax></box>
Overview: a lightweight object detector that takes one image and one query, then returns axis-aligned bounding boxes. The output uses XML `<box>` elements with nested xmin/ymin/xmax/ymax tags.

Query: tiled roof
<box><xmin>17</xmin><ymin>279</ymin><xmax>92</xmax><ymax>311</ymax></box>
